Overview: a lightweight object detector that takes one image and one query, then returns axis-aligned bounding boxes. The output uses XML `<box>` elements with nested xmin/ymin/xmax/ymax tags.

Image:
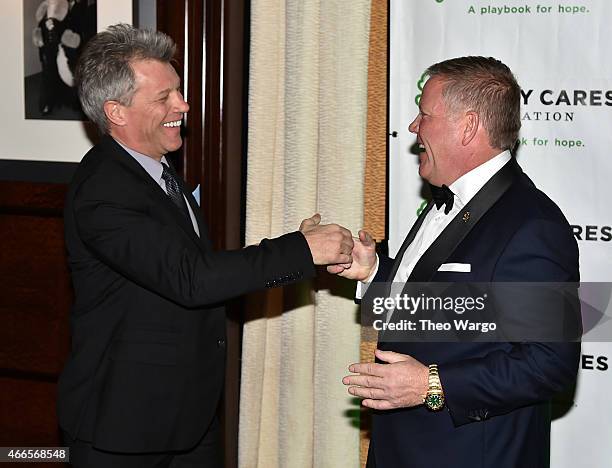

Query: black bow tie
<box><xmin>430</xmin><ymin>184</ymin><xmax>454</xmax><ymax>214</ymax></box>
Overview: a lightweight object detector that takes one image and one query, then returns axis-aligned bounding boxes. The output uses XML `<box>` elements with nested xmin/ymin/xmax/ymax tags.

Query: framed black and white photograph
<box><xmin>23</xmin><ymin>0</ymin><xmax>97</xmax><ymax>121</ymax></box>
<box><xmin>0</xmin><ymin>0</ymin><xmax>131</xmax><ymax>163</ymax></box>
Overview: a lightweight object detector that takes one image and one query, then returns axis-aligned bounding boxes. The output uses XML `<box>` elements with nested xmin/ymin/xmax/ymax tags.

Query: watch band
<box><xmin>424</xmin><ymin>364</ymin><xmax>445</xmax><ymax>411</ymax></box>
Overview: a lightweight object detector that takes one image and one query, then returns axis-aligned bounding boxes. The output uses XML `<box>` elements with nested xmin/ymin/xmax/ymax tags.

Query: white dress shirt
<box><xmin>357</xmin><ymin>150</ymin><xmax>511</xmax><ymax>297</ymax></box>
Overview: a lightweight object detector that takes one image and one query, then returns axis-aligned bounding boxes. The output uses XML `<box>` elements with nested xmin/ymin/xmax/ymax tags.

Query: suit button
<box><xmin>217</xmin><ymin>339</ymin><xmax>226</xmax><ymax>348</ymax></box>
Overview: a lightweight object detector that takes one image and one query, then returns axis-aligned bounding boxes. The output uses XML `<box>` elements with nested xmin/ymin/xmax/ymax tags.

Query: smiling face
<box><xmin>110</xmin><ymin>59</ymin><xmax>189</xmax><ymax>161</ymax></box>
<box><xmin>408</xmin><ymin>76</ymin><xmax>464</xmax><ymax>186</ymax></box>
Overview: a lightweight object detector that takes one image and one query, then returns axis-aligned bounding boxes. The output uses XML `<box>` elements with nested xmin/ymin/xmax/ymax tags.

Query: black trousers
<box><xmin>366</xmin><ymin>442</ymin><xmax>376</xmax><ymax>468</ymax></box>
<box><xmin>64</xmin><ymin>418</ymin><xmax>222</xmax><ymax>468</ymax></box>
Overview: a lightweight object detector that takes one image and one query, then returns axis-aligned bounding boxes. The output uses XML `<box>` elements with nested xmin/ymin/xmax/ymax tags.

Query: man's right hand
<box><xmin>327</xmin><ymin>229</ymin><xmax>377</xmax><ymax>281</ymax></box>
<box><xmin>299</xmin><ymin>214</ymin><xmax>354</xmax><ymax>265</ymax></box>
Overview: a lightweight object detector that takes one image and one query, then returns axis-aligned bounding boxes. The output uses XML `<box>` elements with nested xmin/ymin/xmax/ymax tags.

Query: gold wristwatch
<box><xmin>423</xmin><ymin>364</ymin><xmax>445</xmax><ymax>411</ymax></box>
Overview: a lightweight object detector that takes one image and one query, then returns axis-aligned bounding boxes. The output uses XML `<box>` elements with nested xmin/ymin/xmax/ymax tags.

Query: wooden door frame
<box><xmin>157</xmin><ymin>1</ymin><xmax>248</xmax><ymax>466</ymax></box>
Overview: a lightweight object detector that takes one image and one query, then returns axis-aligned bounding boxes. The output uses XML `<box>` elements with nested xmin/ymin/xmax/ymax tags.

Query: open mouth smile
<box><xmin>162</xmin><ymin>119</ymin><xmax>182</xmax><ymax>128</ymax></box>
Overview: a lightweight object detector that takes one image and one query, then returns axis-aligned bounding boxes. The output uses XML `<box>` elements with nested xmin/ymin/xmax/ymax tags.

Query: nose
<box><xmin>174</xmin><ymin>91</ymin><xmax>190</xmax><ymax>114</ymax></box>
<box><xmin>408</xmin><ymin>114</ymin><xmax>420</xmax><ymax>134</ymax></box>
<box><xmin>180</xmin><ymin>99</ymin><xmax>190</xmax><ymax>114</ymax></box>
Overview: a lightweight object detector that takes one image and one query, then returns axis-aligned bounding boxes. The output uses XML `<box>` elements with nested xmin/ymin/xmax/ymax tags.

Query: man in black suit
<box><xmin>334</xmin><ymin>56</ymin><xmax>580</xmax><ymax>467</ymax></box>
<box><xmin>58</xmin><ymin>24</ymin><xmax>353</xmax><ymax>467</ymax></box>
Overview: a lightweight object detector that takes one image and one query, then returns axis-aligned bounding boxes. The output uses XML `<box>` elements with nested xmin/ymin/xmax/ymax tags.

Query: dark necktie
<box><xmin>161</xmin><ymin>162</ymin><xmax>190</xmax><ymax>220</ymax></box>
<box><xmin>430</xmin><ymin>184</ymin><xmax>454</xmax><ymax>215</ymax></box>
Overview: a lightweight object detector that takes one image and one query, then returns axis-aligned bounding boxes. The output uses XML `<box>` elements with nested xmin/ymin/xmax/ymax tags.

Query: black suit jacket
<box><xmin>368</xmin><ymin>158</ymin><xmax>580</xmax><ymax>468</ymax></box>
<box><xmin>58</xmin><ymin>135</ymin><xmax>315</xmax><ymax>452</ymax></box>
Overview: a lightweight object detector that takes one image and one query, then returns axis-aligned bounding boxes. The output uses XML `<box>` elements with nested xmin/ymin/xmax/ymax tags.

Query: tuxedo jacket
<box><xmin>58</xmin><ymin>135</ymin><xmax>315</xmax><ymax>453</ymax></box>
<box><xmin>368</xmin><ymin>158</ymin><xmax>580</xmax><ymax>468</ymax></box>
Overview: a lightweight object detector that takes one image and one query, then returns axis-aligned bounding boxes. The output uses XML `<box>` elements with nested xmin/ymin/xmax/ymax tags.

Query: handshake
<box><xmin>299</xmin><ymin>213</ymin><xmax>377</xmax><ymax>282</ymax></box>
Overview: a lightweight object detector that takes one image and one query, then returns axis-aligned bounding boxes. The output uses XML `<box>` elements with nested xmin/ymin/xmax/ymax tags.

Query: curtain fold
<box><xmin>240</xmin><ymin>1</ymin><xmax>372</xmax><ymax>466</ymax></box>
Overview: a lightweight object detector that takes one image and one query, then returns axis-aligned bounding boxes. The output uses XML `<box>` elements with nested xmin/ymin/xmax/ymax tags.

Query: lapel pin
<box><xmin>462</xmin><ymin>211</ymin><xmax>471</xmax><ymax>223</ymax></box>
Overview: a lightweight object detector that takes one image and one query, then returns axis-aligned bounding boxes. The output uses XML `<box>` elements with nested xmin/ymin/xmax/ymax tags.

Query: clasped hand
<box><xmin>299</xmin><ymin>221</ymin><xmax>428</xmax><ymax>409</ymax></box>
<box><xmin>327</xmin><ymin>229</ymin><xmax>378</xmax><ymax>281</ymax></box>
<box><xmin>299</xmin><ymin>213</ymin><xmax>354</xmax><ymax>266</ymax></box>
<box><xmin>299</xmin><ymin>217</ymin><xmax>381</xmax><ymax>277</ymax></box>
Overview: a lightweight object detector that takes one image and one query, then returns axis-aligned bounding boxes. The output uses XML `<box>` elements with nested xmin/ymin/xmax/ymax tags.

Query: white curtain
<box><xmin>239</xmin><ymin>1</ymin><xmax>372</xmax><ymax>466</ymax></box>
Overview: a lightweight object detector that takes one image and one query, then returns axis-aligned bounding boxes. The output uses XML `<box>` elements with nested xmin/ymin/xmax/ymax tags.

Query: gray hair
<box><xmin>427</xmin><ymin>56</ymin><xmax>521</xmax><ymax>151</ymax></box>
<box><xmin>75</xmin><ymin>23</ymin><xmax>177</xmax><ymax>133</ymax></box>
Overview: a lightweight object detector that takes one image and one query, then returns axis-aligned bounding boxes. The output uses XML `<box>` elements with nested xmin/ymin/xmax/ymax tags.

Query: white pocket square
<box><xmin>438</xmin><ymin>263</ymin><xmax>471</xmax><ymax>273</ymax></box>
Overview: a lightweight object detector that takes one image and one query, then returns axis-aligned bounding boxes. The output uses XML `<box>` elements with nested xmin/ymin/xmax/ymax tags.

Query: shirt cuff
<box><xmin>355</xmin><ymin>254</ymin><xmax>379</xmax><ymax>299</ymax></box>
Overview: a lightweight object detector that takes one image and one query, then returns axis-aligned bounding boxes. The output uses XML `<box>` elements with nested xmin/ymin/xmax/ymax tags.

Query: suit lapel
<box><xmin>175</xmin><ymin>177</ymin><xmax>213</xmax><ymax>250</ymax></box>
<box><xmin>102</xmin><ymin>136</ymin><xmax>209</xmax><ymax>250</ymax></box>
<box><xmin>408</xmin><ymin>157</ymin><xmax>522</xmax><ymax>282</ymax></box>
<box><xmin>157</xmin><ymin>160</ymin><xmax>210</xmax><ymax>248</ymax></box>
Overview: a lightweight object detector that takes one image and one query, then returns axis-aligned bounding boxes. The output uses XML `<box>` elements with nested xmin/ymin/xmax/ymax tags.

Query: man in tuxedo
<box><xmin>334</xmin><ymin>56</ymin><xmax>580</xmax><ymax>467</ymax></box>
<box><xmin>58</xmin><ymin>24</ymin><xmax>353</xmax><ymax>467</ymax></box>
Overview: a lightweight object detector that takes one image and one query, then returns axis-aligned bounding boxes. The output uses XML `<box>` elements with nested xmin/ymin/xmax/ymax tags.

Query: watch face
<box><xmin>425</xmin><ymin>394</ymin><xmax>445</xmax><ymax>411</ymax></box>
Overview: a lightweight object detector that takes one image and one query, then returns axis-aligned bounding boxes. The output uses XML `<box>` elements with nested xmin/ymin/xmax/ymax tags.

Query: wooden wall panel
<box><xmin>364</xmin><ymin>0</ymin><xmax>389</xmax><ymax>242</ymax></box>
<box><xmin>0</xmin><ymin>180</ymin><xmax>71</xmax><ymax>467</ymax></box>
<box><xmin>157</xmin><ymin>2</ymin><xmax>248</xmax><ymax>466</ymax></box>
<box><xmin>0</xmin><ymin>378</ymin><xmax>60</xmax><ymax>445</ymax></box>
<box><xmin>361</xmin><ymin>0</ymin><xmax>389</xmax><ymax>466</ymax></box>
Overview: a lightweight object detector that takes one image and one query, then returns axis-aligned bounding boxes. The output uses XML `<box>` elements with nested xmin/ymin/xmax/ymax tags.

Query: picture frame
<box><xmin>0</xmin><ymin>0</ymin><xmax>133</xmax><ymax>163</ymax></box>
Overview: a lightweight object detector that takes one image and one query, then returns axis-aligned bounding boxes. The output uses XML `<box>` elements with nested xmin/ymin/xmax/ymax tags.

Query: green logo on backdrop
<box><xmin>415</xmin><ymin>72</ymin><xmax>428</xmax><ymax>106</ymax></box>
<box><xmin>435</xmin><ymin>0</ymin><xmax>444</xmax><ymax>3</ymax></box>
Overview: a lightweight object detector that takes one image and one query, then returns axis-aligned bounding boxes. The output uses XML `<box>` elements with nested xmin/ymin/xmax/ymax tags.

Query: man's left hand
<box><xmin>343</xmin><ymin>349</ymin><xmax>429</xmax><ymax>410</ymax></box>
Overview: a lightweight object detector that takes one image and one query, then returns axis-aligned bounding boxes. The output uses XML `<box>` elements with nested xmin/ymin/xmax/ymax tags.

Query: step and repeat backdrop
<box><xmin>388</xmin><ymin>1</ymin><xmax>611</xmax><ymax>466</ymax></box>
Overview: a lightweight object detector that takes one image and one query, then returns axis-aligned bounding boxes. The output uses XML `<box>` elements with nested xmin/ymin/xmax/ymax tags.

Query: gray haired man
<box><xmin>59</xmin><ymin>24</ymin><xmax>353</xmax><ymax>467</ymax></box>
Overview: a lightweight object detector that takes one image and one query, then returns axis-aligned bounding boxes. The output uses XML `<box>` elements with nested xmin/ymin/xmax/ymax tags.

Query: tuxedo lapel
<box><xmin>408</xmin><ymin>157</ymin><xmax>523</xmax><ymax>282</ymax></box>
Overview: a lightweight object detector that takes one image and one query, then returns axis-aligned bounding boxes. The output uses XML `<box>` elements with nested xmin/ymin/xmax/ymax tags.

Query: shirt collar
<box><xmin>448</xmin><ymin>150</ymin><xmax>512</xmax><ymax>209</ymax></box>
<box><xmin>114</xmin><ymin>138</ymin><xmax>168</xmax><ymax>186</ymax></box>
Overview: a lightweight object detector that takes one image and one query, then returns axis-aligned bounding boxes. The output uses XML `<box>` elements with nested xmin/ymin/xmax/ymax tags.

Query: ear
<box><xmin>103</xmin><ymin>100</ymin><xmax>127</xmax><ymax>128</ymax></box>
<box><xmin>461</xmin><ymin>111</ymin><xmax>479</xmax><ymax>146</ymax></box>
